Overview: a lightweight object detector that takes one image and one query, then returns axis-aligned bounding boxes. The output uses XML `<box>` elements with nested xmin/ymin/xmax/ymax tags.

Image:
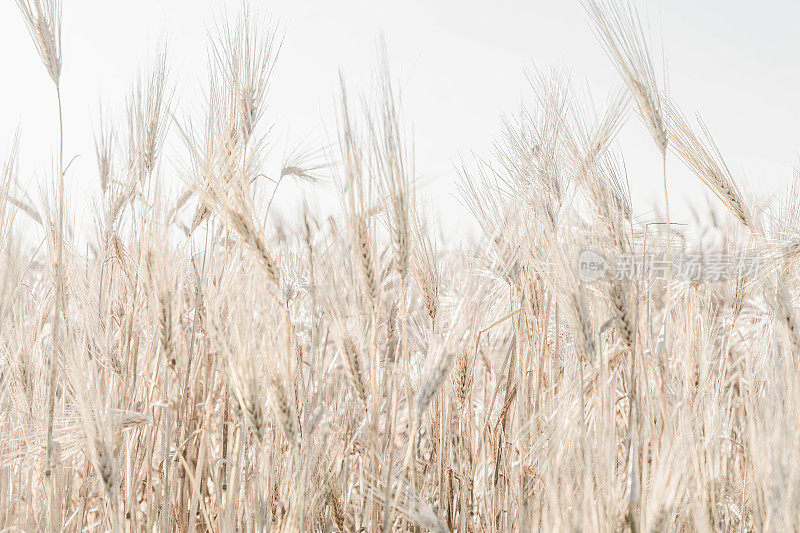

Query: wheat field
<box><xmin>2</xmin><ymin>1</ymin><xmax>799</xmax><ymax>531</ymax></box>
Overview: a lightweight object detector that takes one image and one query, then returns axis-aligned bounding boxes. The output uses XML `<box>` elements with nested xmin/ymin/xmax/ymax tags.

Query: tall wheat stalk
<box><xmin>15</xmin><ymin>1</ymin><xmax>64</xmax><ymax>529</ymax></box>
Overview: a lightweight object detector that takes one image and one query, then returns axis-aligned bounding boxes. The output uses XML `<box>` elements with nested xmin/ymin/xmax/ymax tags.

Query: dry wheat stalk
<box><xmin>3</xmin><ymin>3</ymin><xmax>799</xmax><ymax>532</ymax></box>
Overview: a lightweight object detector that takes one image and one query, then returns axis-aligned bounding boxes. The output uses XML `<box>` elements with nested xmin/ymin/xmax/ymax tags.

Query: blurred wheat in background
<box><xmin>2</xmin><ymin>0</ymin><xmax>799</xmax><ymax>531</ymax></box>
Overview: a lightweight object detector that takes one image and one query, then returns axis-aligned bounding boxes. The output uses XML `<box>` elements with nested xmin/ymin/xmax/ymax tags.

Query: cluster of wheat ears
<box><xmin>2</xmin><ymin>0</ymin><xmax>799</xmax><ymax>531</ymax></box>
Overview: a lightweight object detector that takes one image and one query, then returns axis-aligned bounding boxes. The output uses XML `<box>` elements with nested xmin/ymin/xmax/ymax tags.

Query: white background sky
<box><xmin>1</xmin><ymin>0</ymin><xmax>799</xmax><ymax>240</ymax></box>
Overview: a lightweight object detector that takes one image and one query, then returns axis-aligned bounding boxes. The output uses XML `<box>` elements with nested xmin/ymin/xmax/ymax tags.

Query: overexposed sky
<box><xmin>2</xmin><ymin>0</ymin><xmax>799</xmax><ymax>239</ymax></box>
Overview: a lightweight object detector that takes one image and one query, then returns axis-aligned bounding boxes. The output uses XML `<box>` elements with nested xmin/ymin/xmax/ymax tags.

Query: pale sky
<box><xmin>2</xmin><ymin>1</ymin><xmax>799</xmax><ymax>239</ymax></box>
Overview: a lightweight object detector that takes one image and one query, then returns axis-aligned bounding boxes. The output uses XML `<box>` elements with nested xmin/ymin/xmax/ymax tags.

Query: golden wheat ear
<box><xmin>582</xmin><ymin>0</ymin><xmax>667</xmax><ymax>155</ymax></box>
<box><xmin>16</xmin><ymin>0</ymin><xmax>62</xmax><ymax>87</ymax></box>
<box><xmin>665</xmin><ymin>100</ymin><xmax>752</xmax><ymax>228</ymax></box>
